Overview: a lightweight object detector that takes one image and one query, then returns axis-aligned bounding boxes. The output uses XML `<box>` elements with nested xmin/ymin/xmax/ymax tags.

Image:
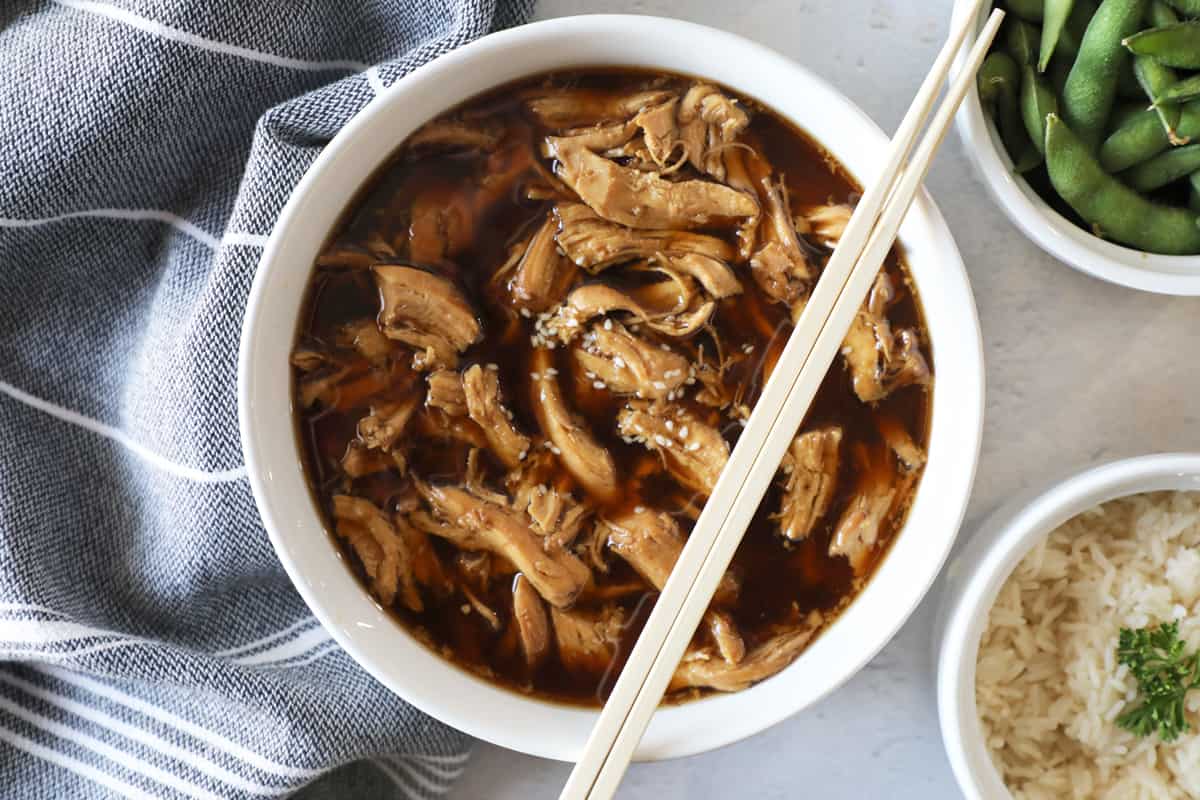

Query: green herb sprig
<box><xmin>1116</xmin><ymin>621</ymin><xmax>1200</xmax><ymax>742</ymax></box>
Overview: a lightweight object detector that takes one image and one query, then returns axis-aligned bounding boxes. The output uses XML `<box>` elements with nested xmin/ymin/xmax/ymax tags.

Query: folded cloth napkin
<box><xmin>0</xmin><ymin>0</ymin><xmax>533</xmax><ymax>796</ymax></box>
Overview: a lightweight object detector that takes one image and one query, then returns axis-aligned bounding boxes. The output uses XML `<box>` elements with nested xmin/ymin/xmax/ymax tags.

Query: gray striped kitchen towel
<box><xmin>0</xmin><ymin>0</ymin><xmax>533</xmax><ymax>797</ymax></box>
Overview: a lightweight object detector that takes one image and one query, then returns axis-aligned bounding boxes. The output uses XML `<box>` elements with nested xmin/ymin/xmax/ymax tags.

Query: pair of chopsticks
<box><xmin>560</xmin><ymin>3</ymin><xmax>1004</xmax><ymax>798</ymax></box>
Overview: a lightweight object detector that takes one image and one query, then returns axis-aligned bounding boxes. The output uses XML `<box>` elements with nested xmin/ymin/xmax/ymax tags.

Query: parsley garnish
<box><xmin>1116</xmin><ymin>621</ymin><xmax>1200</xmax><ymax>742</ymax></box>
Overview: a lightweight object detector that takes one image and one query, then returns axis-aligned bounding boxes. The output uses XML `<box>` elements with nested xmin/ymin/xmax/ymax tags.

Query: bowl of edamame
<box><xmin>952</xmin><ymin>0</ymin><xmax>1200</xmax><ymax>295</ymax></box>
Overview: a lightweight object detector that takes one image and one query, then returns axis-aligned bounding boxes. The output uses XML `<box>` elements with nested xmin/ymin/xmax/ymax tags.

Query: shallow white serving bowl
<box><xmin>937</xmin><ymin>453</ymin><xmax>1200</xmax><ymax>798</ymax></box>
<box><xmin>239</xmin><ymin>14</ymin><xmax>985</xmax><ymax>761</ymax></box>
<box><xmin>950</xmin><ymin>0</ymin><xmax>1200</xmax><ymax>296</ymax></box>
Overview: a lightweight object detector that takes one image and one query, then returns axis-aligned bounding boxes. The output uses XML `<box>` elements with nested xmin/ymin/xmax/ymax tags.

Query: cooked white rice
<box><xmin>977</xmin><ymin>491</ymin><xmax>1200</xmax><ymax>800</ymax></box>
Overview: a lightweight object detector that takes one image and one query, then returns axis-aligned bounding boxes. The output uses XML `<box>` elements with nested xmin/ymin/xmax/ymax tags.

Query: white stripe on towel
<box><xmin>0</xmin><ymin>380</ymin><xmax>246</xmax><ymax>484</ymax></box>
<box><xmin>0</xmin><ymin>208</ymin><xmax>266</xmax><ymax>251</ymax></box>
<box><xmin>0</xmin><ymin>620</ymin><xmax>143</xmax><ymax>647</ymax></box>
<box><xmin>0</xmin><ymin>720</ymin><xmax>155</xmax><ymax>800</ymax></box>
<box><xmin>0</xmin><ymin>672</ymin><xmax>289</xmax><ymax>797</ymax></box>
<box><xmin>52</xmin><ymin>0</ymin><xmax>369</xmax><ymax>73</ymax></box>
<box><xmin>40</xmin><ymin>668</ymin><xmax>325</xmax><ymax>779</ymax></box>
<box><xmin>0</xmin><ymin>693</ymin><xmax>223</xmax><ymax>800</ymax></box>
<box><xmin>372</xmin><ymin>759</ymin><xmax>421</xmax><ymax>800</ymax></box>
<box><xmin>230</xmin><ymin>626</ymin><xmax>332</xmax><ymax>667</ymax></box>
<box><xmin>213</xmin><ymin>617</ymin><xmax>320</xmax><ymax>658</ymax></box>
<box><xmin>384</xmin><ymin>755</ymin><xmax>455</xmax><ymax>795</ymax></box>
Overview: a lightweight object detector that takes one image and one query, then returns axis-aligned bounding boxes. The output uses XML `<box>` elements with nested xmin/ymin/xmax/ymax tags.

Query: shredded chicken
<box><xmin>462</xmin><ymin>364</ymin><xmax>531</xmax><ymax>469</ymax></box>
<box><xmin>333</xmin><ymin>495</ymin><xmax>422</xmax><ymax>612</ymax></box>
<box><xmin>543</xmin><ymin>131</ymin><xmax>757</xmax><ymax>230</ymax></box>
<box><xmin>877</xmin><ymin>414</ymin><xmax>925</xmax><ymax>471</ymax></box>
<box><xmin>535</xmin><ymin>281</ymin><xmax>715</xmax><ymax>346</ymax></box>
<box><xmin>657</xmin><ymin>252</ymin><xmax>742</xmax><ymax>299</ymax></box>
<box><xmin>829</xmin><ymin>443</ymin><xmax>898</xmax><ymax>574</ymax></box>
<box><xmin>341</xmin><ymin>440</ymin><xmax>404</xmax><ymax>478</ymax></box>
<box><xmin>512</xmin><ymin>573</ymin><xmax>551</xmax><ymax>669</ymax></box>
<box><xmin>749</xmin><ymin>177</ymin><xmax>814</xmax><ymax>313</ymax></box>
<box><xmin>408</xmin><ymin>185</ymin><xmax>474</xmax><ymax>264</ymax></box>
<box><xmin>357</xmin><ymin>395</ymin><xmax>419</xmax><ymax>452</ymax></box>
<box><xmin>529</xmin><ymin>348</ymin><xmax>619</xmax><ymax>501</ymax></box>
<box><xmin>705</xmin><ymin>609</ymin><xmax>746</xmax><ymax>665</ymax></box>
<box><xmin>617</xmin><ymin>402</ymin><xmax>730</xmax><ymax>496</ymax></box>
<box><xmin>526</xmin><ymin>89</ymin><xmax>674</xmax><ymax>129</ymax></box>
<box><xmin>425</xmin><ymin>369</ymin><xmax>468</xmax><ymax>416</ymax></box>
<box><xmin>677</xmin><ymin>84</ymin><xmax>751</xmax><ymax>181</ymax></box>
<box><xmin>573</xmin><ymin>320</ymin><xmax>690</xmax><ymax>400</ymax></box>
<box><xmin>841</xmin><ymin>272</ymin><xmax>931</xmax><ymax>403</ymax></box>
<box><xmin>601</xmin><ymin>506</ymin><xmax>738</xmax><ymax>605</ymax></box>
<box><xmin>414</xmin><ymin>406</ymin><xmax>489</xmax><ymax>448</ymax></box>
<box><xmin>499</xmin><ymin>215</ymin><xmax>578</xmax><ymax>312</ymax></box>
<box><xmin>553</xmin><ymin>203</ymin><xmax>734</xmax><ymax>272</ymax></box>
<box><xmin>670</xmin><ymin>612</ymin><xmax>823</xmax><ymax>692</ymax></box>
<box><xmin>336</xmin><ymin>319</ymin><xmax>395</xmax><ymax>365</ymax></box>
<box><xmin>405</xmin><ymin>119</ymin><xmax>502</xmax><ymax>153</ymax></box>
<box><xmin>776</xmin><ymin>427</ymin><xmax>843</xmax><ymax>542</ymax></box>
<box><xmin>374</xmin><ymin>265</ymin><xmax>482</xmax><ymax>371</ymax></box>
<box><xmin>413</xmin><ymin>480</ymin><xmax>591</xmax><ymax>608</ymax></box>
<box><xmin>550</xmin><ymin>605</ymin><xmax>626</xmax><ymax>675</ymax></box>
<box><xmin>797</xmin><ymin>203</ymin><xmax>853</xmax><ymax>248</ymax></box>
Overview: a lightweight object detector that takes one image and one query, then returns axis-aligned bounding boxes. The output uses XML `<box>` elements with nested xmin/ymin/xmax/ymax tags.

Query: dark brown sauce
<box><xmin>293</xmin><ymin>69</ymin><xmax>932</xmax><ymax>706</ymax></box>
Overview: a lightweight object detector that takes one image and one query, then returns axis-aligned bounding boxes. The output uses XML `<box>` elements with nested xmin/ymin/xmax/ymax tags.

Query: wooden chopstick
<box><xmin>559</xmin><ymin>7</ymin><xmax>1003</xmax><ymax>800</ymax></box>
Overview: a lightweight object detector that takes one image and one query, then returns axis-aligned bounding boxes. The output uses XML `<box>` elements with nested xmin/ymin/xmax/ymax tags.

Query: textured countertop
<box><xmin>449</xmin><ymin>1</ymin><xmax>1200</xmax><ymax>797</ymax></box>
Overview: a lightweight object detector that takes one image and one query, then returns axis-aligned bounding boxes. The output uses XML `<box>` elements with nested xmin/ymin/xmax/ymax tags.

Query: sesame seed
<box><xmin>520</xmin><ymin>308</ymin><xmax>532</xmax><ymax>318</ymax></box>
<box><xmin>665</xmin><ymin>420</ymin><xmax>674</xmax><ymax>431</ymax></box>
<box><xmin>550</xmin><ymin>445</ymin><xmax>562</xmax><ymax>455</ymax></box>
<box><xmin>634</xmin><ymin>505</ymin><xmax>646</xmax><ymax>513</ymax></box>
<box><xmin>664</xmin><ymin>369</ymin><xmax>680</xmax><ymax>379</ymax></box>
<box><xmin>738</xmin><ymin>418</ymin><xmax>747</xmax><ymax>427</ymax></box>
<box><xmin>530</xmin><ymin>372</ymin><xmax>541</xmax><ymax>381</ymax></box>
<box><xmin>545</xmin><ymin>367</ymin><xmax>559</xmax><ymax>377</ymax></box>
<box><xmin>687</xmin><ymin>442</ymin><xmax>701</xmax><ymax>451</ymax></box>
<box><xmin>593</xmin><ymin>381</ymin><xmax>606</xmax><ymax>389</ymax></box>
<box><xmin>660</xmin><ymin>343</ymin><xmax>670</xmax><ymax>351</ymax></box>
<box><xmin>585</xmin><ymin>371</ymin><xmax>596</xmax><ymax>380</ymax></box>
<box><xmin>654</xmin><ymin>435</ymin><xmax>671</xmax><ymax>447</ymax></box>
<box><xmin>603</xmin><ymin>318</ymin><xmax>613</xmax><ymax>330</ymax></box>
<box><xmin>487</xmin><ymin>363</ymin><xmax>499</xmax><ymax>371</ymax></box>
<box><xmin>519</xmin><ymin>449</ymin><xmax>528</xmax><ymax>460</ymax></box>
<box><xmin>653</xmin><ymin>381</ymin><xmax>667</xmax><ymax>391</ymax></box>
<box><xmin>679</xmin><ymin>426</ymin><xmax>689</xmax><ymax>438</ymax></box>
<box><xmin>461</xmin><ymin>604</ymin><xmax>471</xmax><ymax>615</ymax></box>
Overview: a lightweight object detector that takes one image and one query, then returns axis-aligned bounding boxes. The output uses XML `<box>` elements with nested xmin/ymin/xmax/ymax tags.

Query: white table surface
<box><xmin>448</xmin><ymin>0</ymin><xmax>1200</xmax><ymax>797</ymax></box>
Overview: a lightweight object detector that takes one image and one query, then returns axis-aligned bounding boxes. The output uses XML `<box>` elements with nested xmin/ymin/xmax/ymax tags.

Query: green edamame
<box><xmin>980</xmin><ymin>52</ymin><xmax>1043</xmax><ymax>171</ymax></box>
<box><xmin>1046</xmin><ymin>113</ymin><xmax>1200</xmax><ymax>254</ymax></box>
<box><xmin>1161</xmin><ymin>0</ymin><xmax>1200</xmax><ymax>15</ymax></box>
<box><xmin>1062</xmin><ymin>0</ymin><xmax>1149</xmax><ymax>150</ymax></box>
<box><xmin>1133</xmin><ymin>55</ymin><xmax>1182</xmax><ymax>136</ymax></box>
<box><xmin>1022</xmin><ymin>66</ymin><xmax>1060</xmax><ymax>152</ymax></box>
<box><xmin>1122</xmin><ymin>143</ymin><xmax>1200</xmax><ymax>189</ymax></box>
<box><xmin>1148</xmin><ymin>0</ymin><xmax>1181</xmax><ymax>27</ymax></box>
<box><xmin>1006</xmin><ymin>18</ymin><xmax>1041</xmax><ymax>65</ymax></box>
<box><xmin>1100</xmin><ymin>99</ymin><xmax>1200</xmax><ymax>169</ymax></box>
<box><xmin>1124</xmin><ymin>22</ymin><xmax>1200</xmax><ymax>69</ymax></box>
<box><xmin>1157</xmin><ymin>73</ymin><xmax>1200</xmax><ymax>103</ymax></box>
<box><xmin>1041</xmin><ymin>0</ymin><xmax>1078</xmax><ymax>70</ymax></box>
<box><xmin>1056</xmin><ymin>0</ymin><xmax>1100</xmax><ymax>59</ymax></box>
<box><xmin>1007</xmin><ymin>0</ymin><xmax>1046</xmax><ymax>20</ymax></box>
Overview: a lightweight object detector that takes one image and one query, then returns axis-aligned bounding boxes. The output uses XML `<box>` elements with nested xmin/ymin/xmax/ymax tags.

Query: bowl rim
<box><xmin>239</xmin><ymin>13</ymin><xmax>986</xmax><ymax>762</ymax></box>
<box><xmin>936</xmin><ymin>452</ymin><xmax>1200</xmax><ymax>799</ymax></box>
<box><xmin>949</xmin><ymin>0</ymin><xmax>1200</xmax><ymax>297</ymax></box>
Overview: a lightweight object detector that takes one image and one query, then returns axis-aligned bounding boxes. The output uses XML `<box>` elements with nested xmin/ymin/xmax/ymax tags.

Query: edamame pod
<box><xmin>1148</xmin><ymin>0</ymin><xmax>1181</xmax><ymax>27</ymax></box>
<box><xmin>1041</xmin><ymin>0</ymin><xmax>1078</xmax><ymax>71</ymax></box>
<box><xmin>1100</xmin><ymin>99</ymin><xmax>1200</xmax><ymax>169</ymax></box>
<box><xmin>1062</xmin><ymin>0</ymin><xmax>1149</xmax><ymax>150</ymax></box>
<box><xmin>1124</xmin><ymin>22</ymin><xmax>1200</xmax><ymax>68</ymax></box>
<box><xmin>1157</xmin><ymin>73</ymin><xmax>1200</xmax><ymax>104</ymax></box>
<box><xmin>1056</xmin><ymin>0</ymin><xmax>1100</xmax><ymax>58</ymax></box>
<box><xmin>1007</xmin><ymin>18</ymin><xmax>1041</xmax><ymax>65</ymax></box>
<box><xmin>1161</xmin><ymin>0</ymin><xmax>1200</xmax><ymax>15</ymax></box>
<box><xmin>980</xmin><ymin>51</ymin><xmax>1043</xmax><ymax>171</ymax></box>
<box><xmin>1007</xmin><ymin>0</ymin><xmax>1046</xmax><ymax>20</ymax></box>
<box><xmin>1022</xmin><ymin>66</ymin><xmax>1060</xmax><ymax>152</ymax></box>
<box><xmin>1122</xmin><ymin>142</ymin><xmax>1200</xmax><ymax>190</ymax></box>
<box><xmin>1133</xmin><ymin>55</ymin><xmax>1181</xmax><ymax>136</ymax></box>
<box><xmin>1046</xmin><ymin>113</ymin><xmax>1200</xmax><ymax>254</ymax></box>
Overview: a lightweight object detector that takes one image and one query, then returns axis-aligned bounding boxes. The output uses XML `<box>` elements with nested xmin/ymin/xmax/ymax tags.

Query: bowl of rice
<box><xmin>938</xmin><ymin>453</ymin><xmax>1200</xmax><ymax>799</ymax></box>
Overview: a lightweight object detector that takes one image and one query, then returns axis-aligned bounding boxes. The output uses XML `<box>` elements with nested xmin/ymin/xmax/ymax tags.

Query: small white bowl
<box><xmin>937</xmin><ymin>453</ymin><xmax>1200</xmax><ymax>799</ymax></box>
<box><xmin>239</xmin><ymin>14</ymin><xmax>985</xmax><ymax>762</ymax></box>
<box><xmin>950</xmin><ymin>0</ymin><xmax>1200</xmax><ymax>296</ymax></box>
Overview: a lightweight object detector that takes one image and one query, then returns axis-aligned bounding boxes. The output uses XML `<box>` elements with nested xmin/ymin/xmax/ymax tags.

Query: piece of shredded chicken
<box><xmin>357</xmin><ymin>395</ymin><xmax>420</xmax><ymax>452</ymax></box>
<box><xmin>425</xmin><ymin>369</ymin><xmax>468</xmax><ymax>416</ymax></box>
<box><xmin>496</xmin><ymin>215</ymin><xmax>578</xmax><ymax>312</ymax></box>
<box><xmin>550</xmin><ymin>605</ymin><xmax>627</xmax><ymax>675</ymax></box>
<box><xmin>553</xmin><ymin>202</ymin><xmax>734</xmax><ymax>272</ymax></box>
<box><xmin>670</xmin><ymin>612</ymin><xmax>824</xmax><ymax>692</ymax></box>
<box><xmin>776</xmin><ymin>427</ymin><xmax>843</xmax><ymax>543</ymax></box>
<box><xmin>797</xmin><ymin>203</ymin><xmax>853</xmax><ymax>248</ymax></box>
<box><xmin>616</xmin><ymin>401</ymin><xmax>730</xmax><ymax>497</ymax></box>
<box><xmin>333</xmin><ymin>495</ymin><xmax>423</xmax><ymax>613</ymax></box>
<box><xmin>841</xmin><ymin>272</ymin><xmax>931</xmax><ymax>403</ymax></box>
<box><xmin>412</xmin><ymin>479</ymin><xmax>591</xmax><ymax>608</ymax></box>
<box><xmin>749</xmin><ymin>177</ymin><xmax>814</xmax><ymax>314</ymax></box>
<box><xmin>374</xmin><ymin>265</ymin><xmax>482</xmax><ymax>371</ymax></box>
<box><xmin>829</xmin><ymin>443</ymin><xmax>899</xmax><ymax>575</ymax></box>
<box><xmin>525</xmin><ymin>89</ymin><xmax>674</xmax><ymax>129</ymax></box>
<box><xmin>677</xmin><ymin>84</ymin><xmax>751</xmax><ymax>181</ymax></box>
<box><xmin>512</xmin><ymin>573</ymin><xmax>551</xmax><ymax>669</ymax></box>
<box><xmin>534</xmin><ymin>280</ymin><xmax>715</xmax><ymax>346</ymax></box>
<box><xmin>462</xmin><ymin>363</ymin><xmax>531</xmax><ymax>469</ymax></box>
<box><xmin>529</xmin><ymin>348</ymin><xmax>619</xmax><ymax>501</ymax></box>
<box><xmin>573</xmin><ymin>320</ymin><xmax>691</xmax><ymax>400</ymax></box>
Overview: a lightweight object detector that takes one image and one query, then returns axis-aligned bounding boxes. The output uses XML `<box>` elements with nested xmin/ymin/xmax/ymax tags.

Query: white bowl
<box><xmin>238</xmin><ymin>14</ymin><xmax>985</xmax><ymax>762</ymax></box>
<box><xmin>950</xmin><ymin>0</ymin><xmax>1200</xmax><ymax>296</ymax></box>
<box><xmin>937</xmin><ymin>453</ymin><xmax>1200</xmax><ymax>799</ymax></box>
